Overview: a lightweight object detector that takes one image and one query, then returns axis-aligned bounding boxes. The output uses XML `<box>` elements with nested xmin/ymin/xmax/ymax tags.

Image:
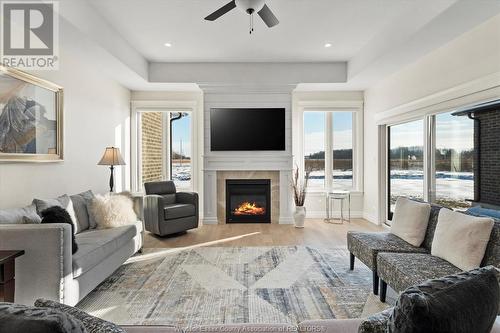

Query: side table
<box><xmin>0</xmin><ymin>250</ymin><xmax>24</xmax><ymax>302</ymax></box>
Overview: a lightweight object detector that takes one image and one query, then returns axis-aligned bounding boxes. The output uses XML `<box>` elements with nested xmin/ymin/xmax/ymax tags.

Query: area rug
<box><xmin>77</xmin><ymin>246</ymin><xmax>380</xmax><ymax>326</ymax></box>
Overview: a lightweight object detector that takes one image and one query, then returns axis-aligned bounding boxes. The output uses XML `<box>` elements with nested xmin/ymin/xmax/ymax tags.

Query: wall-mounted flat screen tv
<box><xmin>210</xmin><ymin>108</ymin><xmax>286</xmax><ymax>151</ymax></box>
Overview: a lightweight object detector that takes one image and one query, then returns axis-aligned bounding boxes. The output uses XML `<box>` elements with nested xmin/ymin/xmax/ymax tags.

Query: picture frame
<box><xmin>0</xmin><ymin>65</ymin><xmax>63</xmax><ymax>162</ymax></box>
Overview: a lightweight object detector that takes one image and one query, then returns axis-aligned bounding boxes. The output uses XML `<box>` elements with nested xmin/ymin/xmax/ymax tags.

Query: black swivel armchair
<box><xmin>143</xmin><ymin>181</ymin><xmax>199</xmax><ymax>236</ymax></box>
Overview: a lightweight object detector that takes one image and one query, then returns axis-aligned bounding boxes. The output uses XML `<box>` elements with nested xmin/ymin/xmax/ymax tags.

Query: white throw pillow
<box><xmin>431</xmin><ymin>209</ymin><xmax>494</xmax><ymax>271</ymax></box>
<box><xmin>390</xmin><ymin>197</ymin><xmax>431</xmax><ymax>247</ymax></box>
<box><xmin>89</xmin><ymin>193</ymin><xmax>137</xmax><ymax>229</ymax></box>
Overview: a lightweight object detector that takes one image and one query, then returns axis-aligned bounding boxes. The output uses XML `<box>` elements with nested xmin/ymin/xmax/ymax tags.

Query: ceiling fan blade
<box><xmin>258</xmin><ymin>4</ymin><xmax>279</xmax><ymax>28</ymax></box>
<box><xmin>204</xmin><ymin>0</ymin><xmax>237</xmax><ymax>21</ymax></box>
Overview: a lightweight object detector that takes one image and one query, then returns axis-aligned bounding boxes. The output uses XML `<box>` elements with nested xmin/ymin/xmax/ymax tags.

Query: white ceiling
<box><xmin>88</xmin><ymin>0</ymin><xmax>424</xmax><ymax>62</ymax></box>
<box><xmin>67</xmin><ymin>0</ymin><xmax>500</xmax><ymax>90</ymax></box>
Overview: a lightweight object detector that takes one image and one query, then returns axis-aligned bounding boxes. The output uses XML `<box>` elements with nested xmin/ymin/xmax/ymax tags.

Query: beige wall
<box><xmin>363</xmin><ymin>14</ymin><xmax>500</xmax><ymax>224</ymax></box>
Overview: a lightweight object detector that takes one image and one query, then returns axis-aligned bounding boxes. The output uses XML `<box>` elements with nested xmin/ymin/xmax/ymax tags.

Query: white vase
<box><xmin>293</xmin><ymin>206</ymin><xmax>306</xmax><ymax>228</ymax></box>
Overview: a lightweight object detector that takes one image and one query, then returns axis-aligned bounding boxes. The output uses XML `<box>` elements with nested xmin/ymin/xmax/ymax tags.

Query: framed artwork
<box><xmin>0</xmin><ymin>65</ymin><xmax>63</xmax><ymax>162</ymax></box>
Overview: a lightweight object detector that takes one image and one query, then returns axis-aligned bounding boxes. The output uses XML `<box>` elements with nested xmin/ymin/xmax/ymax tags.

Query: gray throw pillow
<box><xmin>388</xmin><ymin>266</ymin><xmax>499</xmax><ymax>333</ymax></box>
<box><xmin>0</xmin><ymin>302</ymin><xmax>86</xmax><ymax>333</ymax></box>
<box><xmin>35</xmin><ymin>299</ymin><xmax>126</xmax><ymax>333</ymax></box>
<box><xmin>33</xmin><ymin>195</ymin><xmax>78</xmax><ymax>234</ymax></box>
<box><xmin>70</xmin><ymin>190</ymin><xmax>95</xmax><ymax>233</ymax></box>
<box><xmin>0</xmin><ymin>204</ymin><xmax>41</xmax><ymax>224</ymax></box>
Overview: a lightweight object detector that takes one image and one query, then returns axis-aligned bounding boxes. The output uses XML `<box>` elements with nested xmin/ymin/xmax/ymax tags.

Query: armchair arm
<box><xmin>144</xmin><ymin>194</ymin><xmax>166</xmax><ymax>235</ymax></box>
<box><xmin>0</xmin><ymin>223</ymin><xmax>73</xmax><ymax>305</ymax></box>
<box><xmin>176</xmin><ymin>192</ymin><xmax>199</xmax><ymax>217</ymax></box>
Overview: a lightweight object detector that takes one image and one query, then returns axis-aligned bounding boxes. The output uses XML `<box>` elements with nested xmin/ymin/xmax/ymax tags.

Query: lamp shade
<box><xmin>98</xmin><ymin>147</ymin><xmax>126</xmax><ymax>166</ymax></box>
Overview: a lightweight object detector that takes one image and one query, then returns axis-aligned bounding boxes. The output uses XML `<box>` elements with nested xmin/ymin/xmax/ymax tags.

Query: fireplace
<box><xmin>226</xmin><ymin>179</ymin><xmax>271</xmax><ymax>223</ymax></box>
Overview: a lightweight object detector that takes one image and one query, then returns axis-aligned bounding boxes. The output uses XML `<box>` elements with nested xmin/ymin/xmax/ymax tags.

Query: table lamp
<box><xmin>98</xmin><ymin>147</ymin><xmax>126</xmax><ymax>192</ymax></box>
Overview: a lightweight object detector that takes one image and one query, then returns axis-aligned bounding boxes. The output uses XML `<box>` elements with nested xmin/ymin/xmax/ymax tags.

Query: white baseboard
<box><xmin>305</xmin><ymin>210</ymin><xmax>364</xmax><ymax>219</ymax></box>
<box><xmin>201</xmin><ymin>217</ymin><xmax>218</xmax><ymax>225</ymax></box>
<box><xmin>362</xmin><ymin>211</ymin><xmax>380</xmax><ymax>225</ymax></box>
<box><xmin>279</xmin><ymin>217</ymin><xmax>294</xmax><ymax>225</ymax></box>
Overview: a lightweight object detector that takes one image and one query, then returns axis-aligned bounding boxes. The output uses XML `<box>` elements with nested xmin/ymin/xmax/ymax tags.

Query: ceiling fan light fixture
<box><xmin>324</xmin><ymin>43</ymin><xmax>332</xmax><ymax>48</ymax></box>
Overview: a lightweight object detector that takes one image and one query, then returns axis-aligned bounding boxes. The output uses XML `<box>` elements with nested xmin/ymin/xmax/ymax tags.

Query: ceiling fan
<box><xmin>205</xmin><ymin>0</ymin><xmax>279</xmax><ymax>34</ymax></box>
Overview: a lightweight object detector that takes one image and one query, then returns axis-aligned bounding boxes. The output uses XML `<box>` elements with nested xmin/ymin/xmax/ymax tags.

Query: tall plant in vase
<box><xmin>291</xmin><ymin>166</ymin><xmax>310</xmax><ymax>228</ymax></box>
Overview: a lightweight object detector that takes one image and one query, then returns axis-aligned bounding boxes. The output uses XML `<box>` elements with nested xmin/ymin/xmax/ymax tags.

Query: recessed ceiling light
<box><xmin>164</xmin><ymin>42</ymin><xmax>172</xmax><ymax>47</ymax></box>
<box><xmin>324</xmin><ymin>43</ymin><xmax>332</xmax><ymax>48</ymax></box>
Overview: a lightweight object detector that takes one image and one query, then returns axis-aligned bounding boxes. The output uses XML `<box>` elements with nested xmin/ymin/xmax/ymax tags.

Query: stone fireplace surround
<box><xmin>202</xmin><ymin>154</ymin><xmax>294</xmax><ymax>225</ymax></box>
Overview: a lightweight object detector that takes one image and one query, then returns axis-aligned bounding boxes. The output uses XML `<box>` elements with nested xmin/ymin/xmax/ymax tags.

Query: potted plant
<box><xmin>291</xmin><ymin>166</ymin><xmax>310</xmax><ymax>228</ymax></box>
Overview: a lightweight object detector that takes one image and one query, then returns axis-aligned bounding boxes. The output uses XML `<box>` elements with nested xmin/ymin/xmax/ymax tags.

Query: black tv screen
<box><xmin>210</xmin><ymin>108</ymin><xmax>286</xmax><ymax>151</ymax></box>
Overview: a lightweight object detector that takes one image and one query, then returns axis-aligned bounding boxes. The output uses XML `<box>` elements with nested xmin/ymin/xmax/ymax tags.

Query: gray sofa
<box><xmin>144</xmin><ymin>181</ymin><xmax>199</xmax><ymax>236</ymax></box>
<box><xmin>0</xmin><ymin>194</ymin><xmax>143</xmax><ymax>306</ymax></box>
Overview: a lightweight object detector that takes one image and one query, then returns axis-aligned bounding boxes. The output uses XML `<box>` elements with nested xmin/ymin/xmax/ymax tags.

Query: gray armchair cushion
<box><xmin>388</xmin><ymin>266</ymin><xmax>499</xmax><ymax>333</ymax></box>
<box><xmin>0</xmin><ymin>204</ymin><xmax>41</xmax><ymax>224</ymax></box>
<box><xmin>0</xmin><ymin>302</ymin><xmax>85</xmax><ymax>333</ymax></box>
<box><xmin>145</xmin><ymin>181</ymin><xmax>176</xmax><ymax>195</ymax></box>
<box><xmin>164</xmin><ymin>204</ymin><xmax>196</xmax><ymax>220</ymax></box>
<box><xmin>347</xmin><ymin>231</ymin><xmax>427</xmax><ymax>270</ymax></box>
<box><xmin>35</xmin><ymin>299</ymin><xmax>126</xmax><ymax>333</ymax></box>
<box><xmin>377</xmin><ymin>252</ymin><xmax>461</xmax><ymax>293</ymax></box>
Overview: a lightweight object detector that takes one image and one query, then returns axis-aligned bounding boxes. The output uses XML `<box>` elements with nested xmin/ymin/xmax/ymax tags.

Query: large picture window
<box><xmin>387</xmin><ymin>110</ymin><xmax>475</xmax><ymax>220</ymax></box>
<box><xmin>304</xmin><ymin>111</ymin><xmax>355</xmax><ymax>191</ymax></box>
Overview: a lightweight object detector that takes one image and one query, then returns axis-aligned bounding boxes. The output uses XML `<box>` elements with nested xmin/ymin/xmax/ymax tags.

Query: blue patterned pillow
<box><xmin>35</xmin><ymin>299</ymin><xmax>126</xmax><ymax>333</ymax></box>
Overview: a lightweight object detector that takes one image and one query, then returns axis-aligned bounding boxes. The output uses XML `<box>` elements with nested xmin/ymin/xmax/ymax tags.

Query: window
<box><xmin>332</xmin><ymin>112</ymin><xmax>353</xmax><ymax>190</ymax></box>
<box><xmin>303</xmin><ymin>111</ymin><xmax>355</xmax><ymax>190</ymax></box>
<box><xmin>433</xmin><ymin>112</ymin><xmax>474</xmax><ymax>208</ymax></box>
<box><xmin>386</xmin><ymin>111</ymin><xmax>475</xmax><ymax>220</ymax></box>
<box><xmin>304</xmin><ymin>112</ymin><xmax>325</xmax><ymax>188</ymax></box>
<box><xmin>170</xmin><ymin>112</ymin><xmax>192</xmax><ymax>190</ymax></box>
<box><xmin>139</xmin><ymin>111</ymin><xmax>192</xmax><ymax>191</ymax></box>
<box><xmin>388</xmin><ymin>120</ymin><xmax>424</xmax><ymax>216</ymax></box>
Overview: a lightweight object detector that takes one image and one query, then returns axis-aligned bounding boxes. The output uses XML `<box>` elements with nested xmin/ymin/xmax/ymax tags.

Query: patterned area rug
<box><xmin>77</xmin><ymin>246</ymin><xmax>375</xmax><ymax>326</ymax></box>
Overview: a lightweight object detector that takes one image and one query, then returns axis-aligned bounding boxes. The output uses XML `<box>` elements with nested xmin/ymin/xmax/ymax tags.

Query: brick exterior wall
<box><xmin>475</xmin><ymin>109</ymin><xmax>500</xmax><ymax>206</ymax></box>
<box><xmin>141</xmin><ymin>112</ymin><xmax>164</xmax><ymax>184</ymax></box>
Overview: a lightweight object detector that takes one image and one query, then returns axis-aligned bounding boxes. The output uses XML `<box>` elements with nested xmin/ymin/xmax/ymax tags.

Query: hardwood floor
<box><xmin>143</xmin><ymin>218</ymin><xmax>386</xmax><ymax>249</ymax></box>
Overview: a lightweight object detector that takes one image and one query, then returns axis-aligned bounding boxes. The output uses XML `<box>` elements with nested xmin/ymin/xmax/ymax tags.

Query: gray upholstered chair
<box><xmin>143</xmin><ymin>181</ymin><xmax>199</xmax><ymax>236</ymax></box>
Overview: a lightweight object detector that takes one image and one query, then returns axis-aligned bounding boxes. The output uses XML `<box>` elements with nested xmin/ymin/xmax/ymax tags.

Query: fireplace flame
<box><xmin>233</xmin><ymin>201</ymin><xmax>266</xmax><ymax>215</ymax></box>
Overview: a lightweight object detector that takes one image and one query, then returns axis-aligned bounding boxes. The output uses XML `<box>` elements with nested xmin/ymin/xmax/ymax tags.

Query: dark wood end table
<box><xmin>0</xmin><ymin>250</ymin><xmax>25</xmax><ymax>302</ymax></box>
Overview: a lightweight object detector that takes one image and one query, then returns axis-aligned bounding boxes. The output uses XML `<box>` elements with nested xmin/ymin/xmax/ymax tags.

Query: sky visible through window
<box><xmin>172</xmin><ymin>114</ymin><xmax>191</xmax><ymax>158</ymax></box>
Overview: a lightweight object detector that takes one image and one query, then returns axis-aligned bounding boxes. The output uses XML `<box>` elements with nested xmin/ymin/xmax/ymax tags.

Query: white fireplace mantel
<box><xmin>203</xmin><ymin>154</ymin><xmax>293</xmax><ymax>171</ymax></box>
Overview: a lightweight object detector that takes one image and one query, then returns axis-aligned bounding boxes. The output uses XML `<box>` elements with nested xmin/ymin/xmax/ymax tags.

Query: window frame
<box><xmin>131</xmin><ymin>100</ymin><xmax>199</xmax><ymax>194</ymax></box>
<box><xmin>296</xmin><ymin>101</ymin><xmax>363</xmax><ymax>193</ymax></box>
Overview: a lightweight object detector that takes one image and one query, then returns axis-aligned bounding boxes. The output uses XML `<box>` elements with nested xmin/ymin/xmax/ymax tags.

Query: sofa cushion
<box><xmin>35</xmin><ymin>299</ymin><xmax>126</xmax><ymax>333</ymax></box>
<box><xmin>347</xmin><ymin>231</ymin><xmax>427</xmax><ymax>270</ymax></box>
<box><xmin>0</xmin><ymin>302</ymin><xmax>85</xmax><ymax>333</ymax></box>
<box><xmin>164</xmin><ymin>204</ymin><xmax>195</xmax><ymax>220</ymax></box>
<box><xmin>390</xmin><ymin>197</ymin><xmax>431</xmax><ymax>247</ymax></box>
<box><xmin>0</xmin><ymin>204</ymin><xmax>41</xmax><ymax>224</ymax></box>
<box><xmin>432</xmin><ymin>209</ymin><xmax>493</xmax><ymax>271</ymax></box>
<box><xmin>72</xmin><ymin>222</ymin><xmax>141</xmax><ymax>278</ymax></box>
<box><xmin>377</xmin><ymin>252</ymin><xmax>461</xmax><ymax>293</ymax></box>
<box><xmin>70</xmin><ymin>190</ymin><xmax>94</xmax><ymax>233</ymax></box>
<box><xmin>387</xmin><ymin>266</ymin><xmax>499</xmax><ymax>333</ymax></box>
